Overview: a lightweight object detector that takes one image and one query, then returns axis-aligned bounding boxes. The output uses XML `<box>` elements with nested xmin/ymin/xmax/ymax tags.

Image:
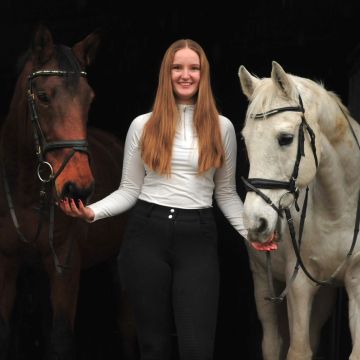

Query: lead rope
<box><xmin>265</xmin><ymin>186</ymin><xmax>309</xmax><ymax>302</ymax></box>
<box><xmin>282</xmin><ymin>191</ymin><xmax>360</xmax><ymax>288</ymax></box>
<box><xmin>1</xmin><ymin>161</ymin><xmax>45</xmax><ymax>244</ymax></box>
<box><xmin>48</xmin><ymin>195</ymin><xmax>75</xmax><ymax>274</ymax></box>
<box><xmin>1</xmin><ymin>161</ymin><xmax>73</xmax><ymax>275</ymax></box>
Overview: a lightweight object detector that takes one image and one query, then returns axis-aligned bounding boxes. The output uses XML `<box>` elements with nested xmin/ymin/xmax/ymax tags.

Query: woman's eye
<box><xmin>278</xmin><ymin>133</ymin><xmax>294</xmax><ymax>146</ymax></box>
<box><xmin>37</xmin><ymin>91</ymin><xmax>50</xmax><ymax>104</ymax></box>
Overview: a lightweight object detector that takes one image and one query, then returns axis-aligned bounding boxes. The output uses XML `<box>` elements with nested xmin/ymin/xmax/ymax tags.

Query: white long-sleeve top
<box><xmin>88</xmin><ymin>104</ymin><xmax>247</xmax><ymax>238</ymax></box>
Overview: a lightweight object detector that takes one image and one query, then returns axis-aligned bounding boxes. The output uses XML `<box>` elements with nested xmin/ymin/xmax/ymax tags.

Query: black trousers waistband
<box><xmin>134</xmin><ymin>199</ymin><xmax>213</xmax><ymax>221</ymax></box>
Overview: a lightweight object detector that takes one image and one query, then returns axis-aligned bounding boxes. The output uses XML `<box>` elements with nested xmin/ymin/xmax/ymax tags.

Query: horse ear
<box><xmin>271</xmin><ymin>61</ymin><xmax>295</xmax><ymax>98</ymax></box>
<box><xmin>31</xmin><ymin>24</ymin><xmax>55</xmax><ymax>65</ymax></box>
<box><xmin>238</xmin><ymin>65</ymin><xmax>260</xmax><ymax>100</ymax></box>
<box><xmin>72</xmin><ymin>30</ymin><xmax>101</xmax><ymax>68</ymax></box>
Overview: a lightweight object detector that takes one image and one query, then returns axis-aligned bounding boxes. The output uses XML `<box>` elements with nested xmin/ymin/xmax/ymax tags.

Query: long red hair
<box><xmin>141</xmin><ymin>39</ymin><xmax>224</xmax><ymax>175</ymax></box>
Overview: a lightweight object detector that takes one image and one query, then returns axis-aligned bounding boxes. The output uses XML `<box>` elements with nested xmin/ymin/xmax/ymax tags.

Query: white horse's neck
<box><xmin>310</xmin><ymin>87</ymin><xmax>360</xmax><ymax>218</ymax></box>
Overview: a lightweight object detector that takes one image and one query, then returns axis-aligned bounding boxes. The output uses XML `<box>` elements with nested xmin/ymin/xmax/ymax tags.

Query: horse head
<box><xmin>7</xmin><ymin>25</ymin><xmax>100</xmax><ymax>204</ymax></box>
<box><xmin>238</xmin><ymin>61</ymin><xmax>322</xmax><ymax>249</ymax></box>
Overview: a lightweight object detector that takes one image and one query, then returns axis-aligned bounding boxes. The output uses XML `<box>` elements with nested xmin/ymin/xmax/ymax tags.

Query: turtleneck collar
<box><xmin>177</xmin><ymin>103</ymin><xmax>195</xmax><ymax>112</ymax></box>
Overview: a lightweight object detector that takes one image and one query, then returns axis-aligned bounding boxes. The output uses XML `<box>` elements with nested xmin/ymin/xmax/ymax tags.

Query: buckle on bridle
<box><xmin>37</xmin><ymin>161</ymin><xmax>54</xmax><ymax>183</ymax></box>
<box><xmin>279</xmin><ymin>191</ymin><xmax>296</xmax><ymax>210</ymax></box>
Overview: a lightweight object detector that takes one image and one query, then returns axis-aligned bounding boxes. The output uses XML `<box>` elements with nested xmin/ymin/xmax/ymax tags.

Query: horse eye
<box><xmin>278</xmin><ymin>133</ymin><xmax>294</xmax><ymax>146</ymax></box>
<box><xmin>37</xmin><ymin>91</ymin><xmax>50</xmax><ymax>104</ymax></box>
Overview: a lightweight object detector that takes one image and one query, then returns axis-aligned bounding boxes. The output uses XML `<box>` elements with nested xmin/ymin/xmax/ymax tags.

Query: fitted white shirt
<box><xmin>88</xmin><ymin>104</ymin><xmax>247</xmax><ymax>238</ymax></box>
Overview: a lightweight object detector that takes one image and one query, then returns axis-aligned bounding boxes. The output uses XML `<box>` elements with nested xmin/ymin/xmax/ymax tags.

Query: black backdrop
<box><xmin>1</xmin><ymin>0</ymin><xmax>360</xmax><ymax>359</ymax></box>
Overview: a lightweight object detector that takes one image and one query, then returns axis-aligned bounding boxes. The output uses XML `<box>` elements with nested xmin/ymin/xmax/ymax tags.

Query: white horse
<box><xmin>238</xmin><ymin>61</ymin><xmax>360</xmax><ymax>360</ymax></box>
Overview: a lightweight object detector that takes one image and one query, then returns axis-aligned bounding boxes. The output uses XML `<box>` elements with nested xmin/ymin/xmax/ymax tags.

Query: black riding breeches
<box><xmin>118</xmin><ymin>200</ymin><xmax>219</xmax><ymax>360</ymax></box>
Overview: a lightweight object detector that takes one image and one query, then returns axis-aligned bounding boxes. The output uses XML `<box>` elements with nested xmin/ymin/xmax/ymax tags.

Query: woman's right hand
<box><xmin>58</xmin><ymin>198</ymin><xmax>95</xmax><ymax>223</ymax></box>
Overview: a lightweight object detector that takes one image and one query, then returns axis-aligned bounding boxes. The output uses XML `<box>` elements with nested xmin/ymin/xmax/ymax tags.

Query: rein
<box><xmin>1</xmin><ymin>69</ymin><xmax>88</xmax><ymax>275</ymax></box>
<box><xmin>242</xmin><ymin>94</ymin><xmax>360</xmax><ymax>302</ymax></box>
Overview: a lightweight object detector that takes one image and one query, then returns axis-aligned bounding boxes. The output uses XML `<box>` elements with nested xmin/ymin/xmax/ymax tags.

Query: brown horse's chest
<box><xmin>0</xmin><ymin>206</ymin><xmax>51</xmax><ymax>257</ymax></box>
<box><xmin>0</xmin><ymin>207</ymin><xmax>29</xmax><ymax>237</ymax></box>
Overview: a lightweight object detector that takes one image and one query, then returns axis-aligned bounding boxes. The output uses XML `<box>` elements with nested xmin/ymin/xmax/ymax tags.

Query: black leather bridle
<box><xmin>27</xmin><ymin>69</ymin><xmax>89</xmax><ymax>183</ymax></box>
<box><xmin>242</xmin><ymin>94</ymin><xmax>360</xmax><ymax>302</ymax></box>
<box><xmin>242</xmin><ymin>95</ymin><xmax>318</xmax><ymax>216</ymax></box>
<box><xmin>1</xmin><ymin>68</ymin><xmax>90</xmax><ymax>274</ymax></box>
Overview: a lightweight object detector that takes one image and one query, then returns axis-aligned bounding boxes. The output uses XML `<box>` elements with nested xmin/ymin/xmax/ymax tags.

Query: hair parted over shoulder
<box><xmin>141</xmin><ymin>39</ymin><xmax>225</xmax><ymax>175</ymax></box>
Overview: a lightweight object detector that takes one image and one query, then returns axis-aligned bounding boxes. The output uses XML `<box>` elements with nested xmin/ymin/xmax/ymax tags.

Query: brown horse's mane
<box><xmin>87</xmin><ymin>127</ymin><xmax>124</xmax><ymax>201</ymax></box>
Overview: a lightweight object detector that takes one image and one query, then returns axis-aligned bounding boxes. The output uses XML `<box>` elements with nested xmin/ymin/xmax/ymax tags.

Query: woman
<box><xmin>59</xmin><ymin>39</ymin><xmax>247</xmax><ymax>360</ymax></box>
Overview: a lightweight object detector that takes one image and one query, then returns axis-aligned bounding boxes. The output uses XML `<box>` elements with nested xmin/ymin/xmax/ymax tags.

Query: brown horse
<box><xmin>0</xmin><ymin>25</ymin><xmax>136</xmax><ymax>359</ymax></box>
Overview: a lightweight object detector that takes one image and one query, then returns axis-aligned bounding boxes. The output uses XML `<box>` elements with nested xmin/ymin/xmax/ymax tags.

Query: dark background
<box><xmin>1</xmin><ymin>0</ymin><xmax>360</xmax><ymax>359</ymax></box>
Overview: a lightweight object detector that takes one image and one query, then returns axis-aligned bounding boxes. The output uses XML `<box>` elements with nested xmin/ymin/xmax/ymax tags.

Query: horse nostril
<box><xmin>257</xmin><ymin>217</ymin><xmax>268</xmax><ymax>233</ymax></box>
<box><xmin>61</xmin><ymin>181</ymin><xmax>94</xmax><ymax>203</ymax></box>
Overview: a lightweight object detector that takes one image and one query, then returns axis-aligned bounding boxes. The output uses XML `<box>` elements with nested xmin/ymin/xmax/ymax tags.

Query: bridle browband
<box><xmin>242</xmin><ymin>93</ymin><xmax>360</xmax><ymax>302</ymax></box>
<box><xmin>1</xmin><ymin>68</ymin><xmax>89</xmax><ymax>274</ymax></box>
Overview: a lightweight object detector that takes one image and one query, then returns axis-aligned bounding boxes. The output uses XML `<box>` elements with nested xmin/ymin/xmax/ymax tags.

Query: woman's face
<box><xmin>171</xmin><ymin>47</ymin><xmax>200</xmax><ymax>104</ymax></box>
